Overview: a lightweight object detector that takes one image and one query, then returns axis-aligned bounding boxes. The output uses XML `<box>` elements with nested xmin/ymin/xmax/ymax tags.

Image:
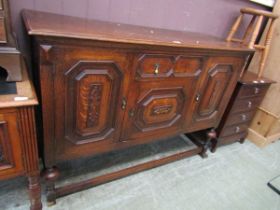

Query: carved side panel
<box><xmin>65</xmin><ymin>61</ymin><xmax>123</xmax><ymax>144</ymax></box>
<box><xmin>197</xmin><ymin>64</ymin><xmax>233</xmax><ymax>119</ymax></box>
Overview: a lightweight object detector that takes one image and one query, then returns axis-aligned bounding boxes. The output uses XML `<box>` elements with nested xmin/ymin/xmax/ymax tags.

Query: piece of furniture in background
<box><xmin>0</xmin><ymin>62</ymin><xmax>41</xmax><ymax>210</ymax></box>
<box><xmin>247</xmin><ymin>2</ymin><xmax>280</xmax><ymax>147</ymax></box>
<box><xmin>188</xmin><ymin>72</ymin><xmax>274</xmax><ymax>152</ymax></box>
<box><xmin>0</xmin><ymin>0</ymin><xmax>23</xmax><ymax>81</ymax></box>
<box><xmin>23</xmin><ymin>10</ymin><xmax>252</xmax><ymax>205</ymax></box>
<box><xmin>0</xmin><ymin>1</ymin><xmax>41</xmax><ymax>209</ymax></box>
<box><xmin>226</xmin><ymin>7</ymin><xmax>278</xmax><ymax>78</ymax></box>
<box><xmin>215</xmin><ymin>71</ymin><xmax>274</xmax><ymax>149</ymax></box>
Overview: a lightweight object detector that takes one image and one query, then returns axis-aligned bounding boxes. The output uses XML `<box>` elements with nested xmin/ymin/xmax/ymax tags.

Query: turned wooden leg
<box><xmin>28</xmin><ymin>174</ymin><xmax>42</xmax><ymax>210</ymax></box>
<box><xmin>208</xmin><ymin>129</ymin><xmax>217</xmax><ymax>153</ymax></box>
<box><xmin>199</xmin><ymin>129</ymin><xmax>216</xmax><ymax>158</ymax></box>
<box><xmin>42</xmin><ymin>167</ymin><xmax>59</xmax><ymax>206</ymax></box>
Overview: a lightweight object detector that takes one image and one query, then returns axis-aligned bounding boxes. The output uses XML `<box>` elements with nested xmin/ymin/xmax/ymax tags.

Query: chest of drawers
<box><xmin>23</xmin><ymin>9</ymin><xmax>253</xmax><ymax>204</ymax></box>
<box><xmin>215</xmin><ymin>71</ymin><xmax>274</xmax><ymax>149</ymax></box>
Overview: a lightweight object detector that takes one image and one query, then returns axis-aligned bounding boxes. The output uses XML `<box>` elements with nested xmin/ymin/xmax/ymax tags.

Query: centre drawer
<box><xmin>135</xmin><ymin>54</ymin><xmax>204</xmax><ymax>79</ymax></box>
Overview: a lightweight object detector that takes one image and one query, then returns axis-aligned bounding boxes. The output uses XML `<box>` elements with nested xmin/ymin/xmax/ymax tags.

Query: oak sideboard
<box><xmin>22</xmin><ymin>9</ymin><xmax>253</xmax><ymax>205</ymax></box>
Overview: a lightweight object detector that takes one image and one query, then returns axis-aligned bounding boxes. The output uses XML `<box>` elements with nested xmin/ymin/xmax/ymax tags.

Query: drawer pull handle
<box><xmin>121</xmin><ymin>97</ymin><xmax>127</xmax><ymax>110</ymax></box>
<box><xmin>241</xmin><ymin>114</ymin><xmax>247</xmax><ymax>121</ymax></box>
<box><xmin>154</xmin><ymin>63</ymin><xmax>160</xmax><ymax>75</ymax></box>
<box><xmin>248</xmin><ymin>101</ymin><xmax>252</xmax><ymax>108</ymax></box>
<box><xmin>153</xmin><ymin>107</ymin><xmax>171</xmax><ymax>115</ymax></box>
<box><xmin>254</xmin><ymin>87</ymin><xmax>260</xmax><ymax>94</ymax></box>
<box><xmin>235</xmin><ymin>126</ymin><xmax>240</xmax><ymax>133</ymax></box>
<box><xmin>195</xmin><ymin>93</ymin><xmax>201</xmax><ymax>102</ymax></box>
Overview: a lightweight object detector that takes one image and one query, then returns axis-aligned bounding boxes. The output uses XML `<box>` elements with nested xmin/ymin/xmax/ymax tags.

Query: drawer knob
<box><xmin>241</xmin><ymin>114</ymin><xmax>247</xmax><ymax>121</ymax></box>
<box><xmin>121</xmin><ymin>97</ymin><xmax>127</xmax><ymax>110</ymax></box>
<box><xmin>235</xmin><ymin>126</ymin><xmax>240</xmax><ymax>133</ymax></box>
<box><xmin>195</xmin><ymin>93</ymin><xmax>201</xmax><ymax>102</ymax></box>
<box><xmin>248</xmin><ymin>101</ymin><xmax>252</xmax><ymax>108</ymax></box>
<box><xmin>254</xmin><ymin>87</ymin><xmax>260</xmax><ymax>94</ymax></box>
<box><xmin>154</xmin><ymin>63</ymin><xmax>160</xmax><ymax>75</ymax></box>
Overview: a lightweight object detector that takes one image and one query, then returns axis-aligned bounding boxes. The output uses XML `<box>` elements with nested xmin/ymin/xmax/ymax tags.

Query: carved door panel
<box><xmin>121</xmin><ymin>54</ymin><xmax>203</xmax><ymax>141</ymax></box>
<box><xmin>0</xmin><ymin>110</ymin><xmax>24</xmax><ymax>178</ymax></box>
<box><xmin>47</xmin><ymin>46</ymin><xmax>131</xmax><ymax>161</ymax></box>
<box><xmin>190</xmin><ymin>56</ymin><xmax>244</xmax><ymax>130</ymax></box>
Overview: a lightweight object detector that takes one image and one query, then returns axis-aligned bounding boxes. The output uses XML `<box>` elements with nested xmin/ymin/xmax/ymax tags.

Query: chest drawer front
<box><xmin>136</xmin><ymin>54</ymin><xmax>203</xmax><ymax>79</ymax></box>
<box><xmin>224</xmin><ymin>111</ymin><xmax>255</xmax><ymax>126</ymax></box>
<box><xmin>220</xmin><ymin>123</ymin><xmax>248</xmax><ymax>137</ymax></box>
<box><xmin>0</xmin><ymin>110</ymin><xmax>24</xmax><ymax>178</ymax></box>
<box><xmin>231</xmin><ymin>97</ymin><xmax>262</xmax><ymax>114</ymax></box>
<box><xmin>238</xmin><ymin>84</ymin><xmax>269</xmax><ymax>99</ymax></box>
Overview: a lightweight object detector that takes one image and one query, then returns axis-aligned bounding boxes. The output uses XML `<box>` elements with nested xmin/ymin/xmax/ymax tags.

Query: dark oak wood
<box><xmin>0</xmin><ymin>63</ymin><xmax>42</xmax><ymax>210</ymax></box>
<box><xmin>22</xmin><ymin>9</ymin><xmax>253</xmax><ymax>204</ymax></box>
<box><xmin>215</xmin><ymin>71</ymin><xmax>274</xmax><ymax>149</ymax></box>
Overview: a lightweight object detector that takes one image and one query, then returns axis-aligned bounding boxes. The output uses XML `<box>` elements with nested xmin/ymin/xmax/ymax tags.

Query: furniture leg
<box><xmin>239</xmin><ymin>138</ymin><xmax>246</xmax><ymax>144</ymax></box>
<box><xmin>28</xmin><ymin>173</ymin><xmax>42</xmax><ymax>210</ymax></box>
<box><xmin>43</xmin><ymin>167</ymin><xmax>59</xmax><ymax>206</ymax></box>
<box><xmin>207</xmin><ymin>129</ymin><xmax>217</xmax><ymax>154</ymax></box>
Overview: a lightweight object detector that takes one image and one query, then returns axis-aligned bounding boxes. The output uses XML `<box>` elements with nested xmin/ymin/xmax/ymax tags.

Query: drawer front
<box><xmin>0</xmin><ymin>110</ymin><xmax>24</xmax><ymax>179</ymax></box>
<box><xmin>231</xmin><ymin>97</ymin><xmax>262</xmax><ymax>114</ymax></box>
<box><xmin>238</xmin><ymin>84</ymin><xmax>269</xmax><ymax>99</ymax></box>
<box><xmin>220</xmin><ymin>123</ymin><xmax>248</xmax><ymax>137</ymax></box>
<box><xmin>135</xmin><ymin>54</ymin><xmax>203</xmax><ymax>79</ymax></box>
<box><xmin>224</xmin><ymin>111</ymin><xmax>255</xmax><ymax>126</ymax></box>
<box><xmin>218</xmin><ymin>132</ymin><xmax>247</xmax><ymax>145</ymax></box>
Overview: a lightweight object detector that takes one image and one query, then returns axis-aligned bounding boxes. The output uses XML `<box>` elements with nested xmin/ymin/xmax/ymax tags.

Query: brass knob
<box><xmin>154</xmin><ymin>63</ymin><xmax>160</xmax><ymax>75</ymax></box>
<box><xmin>235</xmin><ymin>126</ymin><xmax>240</xmax><ymax>133</ymax></box>
<box><xmin>121</xmin><ymin>97</ymin><xmax>127</xmax><ymax>110</ymax></box>
<box><xmin>241</xmin><ymin>114</ymin><xmax>247</xmax><ymax>121</ymax></box>
<box><xmin>248</xmin><ymin>101</ymin><xmax>252</xmax><ymax>108</ymax></box>
<box><xmin>195</xmin><ymin>93</ymin><xmax>201</xmax><ymax>102</ymax></box>
<box><xmin>254</xmin><ymin>87</ymin><xmax>260</xmax><ymax>94</ymax></box>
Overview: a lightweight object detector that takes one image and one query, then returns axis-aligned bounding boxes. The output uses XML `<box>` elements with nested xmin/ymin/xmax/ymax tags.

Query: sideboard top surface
<box><xmin>22</xmin><ymin>9</ymin><xmax>253</xmax><ymax>53</ymax></box>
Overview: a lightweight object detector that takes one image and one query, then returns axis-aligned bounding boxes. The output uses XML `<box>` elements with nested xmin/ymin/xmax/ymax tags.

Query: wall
<box><xmin>9</xmin><ymin>0</ymin><xmax>267</xmax><ymax>55</ymax></box>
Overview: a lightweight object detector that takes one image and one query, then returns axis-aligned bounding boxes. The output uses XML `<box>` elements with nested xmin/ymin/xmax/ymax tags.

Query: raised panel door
<box><xmin>41</xmin><ymin>45</ymin><xmax>131</xmax><ymax>162</ymax></box>
<box><xmin>190</xmin><ymin>56</ymin><xmax>244</xmax><ymax>130</ymax></box>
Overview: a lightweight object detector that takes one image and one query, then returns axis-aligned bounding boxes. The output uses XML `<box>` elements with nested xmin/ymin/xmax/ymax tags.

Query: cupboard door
<box><xmin>190</xmin><ymin>57</ymin><xmax>244</xmax><ymax>130</ymax></box>
<box><xmin>0</xmin><ymin>109</ymin><xmax>24</xmax><ymax>179</ymax></box>
<box><xmin>41</xmin><ymin>45</ymin><xmax>131</xmax><ymax>161</ymax></box>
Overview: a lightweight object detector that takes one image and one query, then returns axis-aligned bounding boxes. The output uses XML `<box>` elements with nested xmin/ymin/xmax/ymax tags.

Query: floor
<box><xmin>0</xmin><ymin>139</ymin><xmax>279</xmax><ymax>210</ymax></box>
